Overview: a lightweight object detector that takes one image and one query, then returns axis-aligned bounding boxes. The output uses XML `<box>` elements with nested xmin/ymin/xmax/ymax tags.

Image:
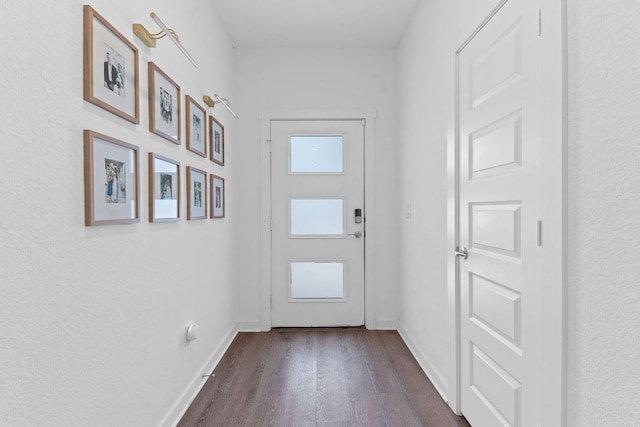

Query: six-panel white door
<box><xmin>457</xmin><ymin>0</ymin><xmax>542</xmax><ymax>425</ymax></box>
<box><xmin>270</xmin><ymin>120</ymin><xmax>365</xmax><ymax>327</ymax></box>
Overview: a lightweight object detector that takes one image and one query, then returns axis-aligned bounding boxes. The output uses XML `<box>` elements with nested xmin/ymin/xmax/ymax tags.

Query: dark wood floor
<box><xmin>178</xmin><ymin>328</ymin><xmax>470</xmax><ymax>427</ymax></box>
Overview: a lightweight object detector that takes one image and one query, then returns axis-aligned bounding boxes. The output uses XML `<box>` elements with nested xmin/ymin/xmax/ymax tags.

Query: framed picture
<box><xmin>210</xmin><ymin>175</ymin><xmax>225</xmax><ymax>219</ymax></box>
<box><xmin>83</xmin><ymin>5</ymin><xmax>139</xmax><ymax>124</ymax></box>
<box><xmin>186</xmin><ymin>95</ymin><xmax>207</xmax><ymax>157</ymax></box>
<box><xmin>149</xmin><ymin>62</ymin><xmax>181</xmax><ymax>144</ymax></box>
<box><xmin>84</xmin><ymin>130</ymin><xmax>140</xmax><ymax>226</ymax></box>
<box><xmin>186</xmin><ymin>166</ymin><xmax>207</xmax><ymax>220</ymax></box>
<box><xmin>209</xmin><ymin>116</ymin><xmax>225</xmax><ymax>165</ymax></box>
<box><xmin>148</xmin><ymin>153</ymin><xmax>180</xmax><ymax>222</ymax></box>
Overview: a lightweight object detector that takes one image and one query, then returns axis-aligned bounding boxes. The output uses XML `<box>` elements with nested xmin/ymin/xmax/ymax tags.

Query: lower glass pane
<box><xmin>290</xmin><ymin>262</ymin><xmax>344</xmax><ymax>299</ymax></box>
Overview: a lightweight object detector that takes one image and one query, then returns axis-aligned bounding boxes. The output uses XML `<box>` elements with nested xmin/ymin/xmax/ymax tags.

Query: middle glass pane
<box><xmin>290</xmin><ymin>199</ymin><xmax>344</xmax><ymax>235</ymax></box>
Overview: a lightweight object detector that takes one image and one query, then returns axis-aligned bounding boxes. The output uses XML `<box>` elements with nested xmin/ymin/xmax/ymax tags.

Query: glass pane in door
<box><xmin>290</xmin><ymin>261</ymin><xmax>344</xmax><ymax>299</ymax></box>
<box><xmin>290</xmin><ymin>199</ymin><xmax>344</xmax><ymax>235</ymax></box>
<box><xmin>290</xmin><ymin>136</ymin><xmax>344</xmax><ymax>173</ymax></box>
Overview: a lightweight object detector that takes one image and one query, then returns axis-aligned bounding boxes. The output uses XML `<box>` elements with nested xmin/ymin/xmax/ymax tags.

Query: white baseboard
<box><xmin>161</xmin><ymin>323</ymin><xmax>239</xmax><ymax>426</ymax></box>
<box><xmin>237</xmin><ymin>321</ymin><xmax>262</xmax><ymax>332</ymax></box>
<box><xmin>397</xmin><ymin>323</ymin><xmax>449</xmax><ymax>402</ymax></box>
<box><xmin>375</xmin><ymin>318</ymin><xmax>399</xmax><ymax>330</ymax></box>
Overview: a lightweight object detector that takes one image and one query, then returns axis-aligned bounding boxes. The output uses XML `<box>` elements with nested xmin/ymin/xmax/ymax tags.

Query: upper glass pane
<box><xmin>290</xmin><ymin>136</ymin><xmax>344</xmax><ymax>173</ymax></box>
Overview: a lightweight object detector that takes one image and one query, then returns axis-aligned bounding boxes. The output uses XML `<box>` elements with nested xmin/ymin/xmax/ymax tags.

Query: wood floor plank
<box><xmin>236</xmin><ymin>331</ymin><xmax>291</xmax><ymax>426</ymax></box>
<box><xmin>340</xmin><ymin>329</ymin><xmax>377</xmax><ymax>396</ymax></box>
<box><xmin>339</xmin><ymin>330</ymin><xmax>386</xmax><ymax>426</ymax></box>
<box><xmin>377</xmin><ymin>392</ymin><xmax>426</xmax><ymax>427</ymax></box>
<box><xmin>250</xmin><ymin>330</ymin><xmax>317</xmax><ymax>427</ymax></box>
<box><xmin>379</xmin><ymin>332</ymin><xmax>471</xmax><ymax>427</ymax></box>
<box><xmin>279</xmin><ymin>331</ymin><xmax>317</xmax><ymax>426</ymax></box>
<box><xmin>177</xmin><ymin>328</ymin><xmax>469</xmax><ymax>427</ymax></box>
<box><xmin>362</xmin><ymin>331</ymin><xmax>406</xmax><ymax>394</ymax></box>
<box><xmin>212</xmin><ymin>332</ymin><xmax>274</xmax><ymax>425</ymax></box>
<box><xmin>316</xmin><ymin>330</ymin><xmax>350</xmax><ymax>423</ymax></box>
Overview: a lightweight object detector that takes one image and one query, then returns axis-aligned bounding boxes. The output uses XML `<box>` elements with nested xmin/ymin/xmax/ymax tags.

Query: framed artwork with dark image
<box><xmin>186</xmin><ymin>95</ymin><xmax>206</xmax><ymax>157</ymax></box>
<box><xmin>186</xmin><ymin>166</ymin><xmax>207</xmax><ymax>220</ymax></box>
<box><xmin>149</xmin><ymin>153</ymin><xmax>180</xmax><ymax>222</ymax></box>
<box><xmin>209</xmin><ymin>115</ymin><xmax>225</xmax><ymax>165</ymax></box>
<box><xmin>210</xmin><ymin>174</ymin><xmax>225</xmax><ymax>219</ymax></box>
<box><xmin>84</xmin><ymin>130</ymin><xmax>140</xmax><ymax>226</ymax></box>
<box><xmin>83</xmin><ymin>5</ymin><xmax>139</xmax><ymax>124</ymax></box>
<box><xmin>149</xmin><ymin>62</ymin><xmax>181</xmax><ymax>144</ymax></box>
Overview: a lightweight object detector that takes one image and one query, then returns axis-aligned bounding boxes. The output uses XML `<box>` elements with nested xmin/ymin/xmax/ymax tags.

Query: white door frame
<box><xmin>259</xmin><ymin>109</ymin><xmax>378</xmax><ymax>331</ymax></box>
<box><xmin>446</xmin><ymin>0</ymin><xmax>566</xmax><ymax>425</ymax></box>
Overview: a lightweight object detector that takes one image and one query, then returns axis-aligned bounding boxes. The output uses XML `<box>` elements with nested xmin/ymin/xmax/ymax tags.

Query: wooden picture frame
<box><xmin>83</xmin><ymin>5</ymin><xmax>139</xmax><ymax>124</ymax></box>
<box><xmin>148</xmin><ymin>153</ymin><xmax>180</xmax><ymax>222</ymax></box>
<box><xmin>209</xmin><ymin>115</ymin><xmax>225</xmax><ymax>165</ymax></box>
<box><xmin>186</xmin><ymin>95</ymin><xmax>207</xmax><ymax>157</ymax></box>
<box><xmin>210</xmin><ymin>174</ymin><xmax>225</xmax><ymax>219</ymax></box>
<box><xmin>186</xmin><ymin>166</ymin><xmax>207</xmax><ymax>220</ymax></box>
<box><xmin>84</xmin><ymin>130</ymin><xmax>140</xmax><ymax>226</ymax></box>
<box><xmin>149</xmin><ymin>62</ymin><xmax>181</xmax><ymax>144</ymax></box>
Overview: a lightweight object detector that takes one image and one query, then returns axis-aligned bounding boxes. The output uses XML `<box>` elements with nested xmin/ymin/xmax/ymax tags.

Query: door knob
<box><xmin>348</xmin><ymin>231</ymin><xmax>363</xmax><ymax>238</ymax></box>
<box><xmin>455</xmin><ymin>247</ymin><xmax>469</xmax><ymax>260</ymax></box>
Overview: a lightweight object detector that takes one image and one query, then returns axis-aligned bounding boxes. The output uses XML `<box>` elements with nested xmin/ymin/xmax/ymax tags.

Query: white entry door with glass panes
<box><xmin>270</xmin><ymin>120</ymin><xmax>365</xmax><ymax>327</ymax></box>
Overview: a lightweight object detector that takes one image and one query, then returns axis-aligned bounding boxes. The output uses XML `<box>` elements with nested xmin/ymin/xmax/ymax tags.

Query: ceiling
<box><xmin>210</xmin><ymin>0</ymin><xmax>422</xmax><ymax>48</ymax></box>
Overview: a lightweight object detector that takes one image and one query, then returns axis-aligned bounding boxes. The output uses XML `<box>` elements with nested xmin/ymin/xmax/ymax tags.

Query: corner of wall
<box><xmin>375</xmin><ymin>318</ymin><xmax>399</xmax><ymax>330</ymax></box>
<box><xmin>238</xmin><ymin>321</ymin><xmax>263</xmax><ymax>332</ymax></box>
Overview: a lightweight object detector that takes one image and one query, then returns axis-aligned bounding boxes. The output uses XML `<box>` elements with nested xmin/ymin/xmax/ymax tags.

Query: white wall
<box><xmin>234</xmin><ymin>48</ymin><xmax>399</xmax><ymax>330</ymax></box>
<box><xmin>0</xmin><ymin>1</ymin><xmax>237</xmax><ymax>425</ymax></box>
<box><xmin>566</xmin><ymin>0</ymin><xmax>640</xmax><ymax>424</ymax></box>
<box><xmin>398</xmin><ymin>0</ymin><xmax>640</xmax><ymax>424</ymax></box>
<box><xmin>396</xmin><ymin>0</ymin><xmax>498</xmax><ymax>394</ymax></box>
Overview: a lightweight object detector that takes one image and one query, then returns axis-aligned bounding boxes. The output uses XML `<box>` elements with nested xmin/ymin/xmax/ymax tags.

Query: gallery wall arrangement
<box><xmin>81</xmin><ymin>4</ymin><xmax>229</xmax><ymax>226</ymax></box>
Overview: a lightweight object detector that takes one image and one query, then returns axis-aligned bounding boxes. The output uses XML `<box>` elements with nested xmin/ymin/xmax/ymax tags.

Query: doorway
<box><xmin>260</xmin><ymin>110</ymin><xmax>378</xmax><ymax>330</ymax></box>
<box><xmin>270</xmin><ymin>119</ymin><xmax>365</xmax><ymax>326</ymax></box>
<box><xmin>448</xmin><ymin>0</ymin><xmax>565</xmax><ymax>425</ymax></box>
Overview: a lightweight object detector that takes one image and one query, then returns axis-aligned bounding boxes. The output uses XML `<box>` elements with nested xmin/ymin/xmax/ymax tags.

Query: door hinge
<box><xmin>266</xmin><ymin>138</ymin><xmax>272</xmax><ymax>152</ymax></box>
<box><xmin>270</xmin><ymin>218</ymin><xmax>273</xmax><ymax>230</ymax></box>
<box><xmin>538</xmin><ymin>9</ymin><xmax>542</xmax><ymax>36</ymax></box>
<box><xmin>361</xmin><ymin>118</ymin><xmax>366</xmax><ymax>127</ymax></box>
<box><xmin>537</xmin><ymin>220</ymin><xmax>543</xmax><ymax>246</ymax></box>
